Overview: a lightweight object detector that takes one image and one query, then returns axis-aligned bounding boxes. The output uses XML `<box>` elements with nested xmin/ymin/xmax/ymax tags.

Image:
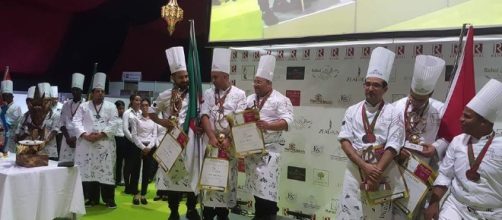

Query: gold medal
<box><xmin>409</xmin><ymin>134</ymin><xmax>421</xmax><ymax>144</ymax></box>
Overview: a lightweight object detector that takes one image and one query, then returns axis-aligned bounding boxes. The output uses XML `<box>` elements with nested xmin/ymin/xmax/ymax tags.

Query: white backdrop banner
<box><xmin>229</xmin><ymin>36</ymin><xmax>502</xmax><ymax>219</ymax></box>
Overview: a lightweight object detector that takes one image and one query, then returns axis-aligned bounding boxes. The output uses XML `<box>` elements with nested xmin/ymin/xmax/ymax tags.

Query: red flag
<box><xmin>437</xmin><ymin>26</ymin><xmax>476</xmax><ymax>142</ymax></box>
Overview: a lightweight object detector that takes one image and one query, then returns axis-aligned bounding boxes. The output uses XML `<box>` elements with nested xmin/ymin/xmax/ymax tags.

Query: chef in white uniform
<box><xmin>148</xmin><ymin>46</ymin><xmax>200</xmax><ymax>220</ymax></box>
<box><xmin>59</xmin><ymin>73</ymin><xmax>85</xmax><ymax>162</ymax></box>
<box><xmin>0</xmin><ymin>79</ymin><xmax>22</xmax><ymax>153</ymax></box>
<box><xmin>244</xmin><ymin>55</ymin><xmax>294</xmax><ymax>220</ymax></box>
<box><xmin>200</xmin><ymin>48</ymin><xmax>247</xmax><ymax>220</ymax></box>
<box><xmin>73</xmin><ymin>72</ymin><xmax>120</xmax><ymax>208</ymax></box>
<box><xmin>336</xmin><ymin>47</ymin><xmax>405</xmax><ymax>220</ymax></box>
<box><xmin>425</xmin><ymin>79</ymin><xmax>502</xmax><ymax>220</ymax></box>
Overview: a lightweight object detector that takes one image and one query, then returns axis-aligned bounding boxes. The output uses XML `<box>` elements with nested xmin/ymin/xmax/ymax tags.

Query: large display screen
<box><xmin>209</xmin><ymin>0</ymin><xmax>502</xmax><ymax>42</ymax></box>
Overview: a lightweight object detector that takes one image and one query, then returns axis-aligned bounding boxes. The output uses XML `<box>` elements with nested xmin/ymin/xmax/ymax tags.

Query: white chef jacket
<box><xmin>336</xmin><ymin>100</ymin><xmax>405</xmax><ymax>220</ymax></box>
<box><xmin>200</xmin><ymin>86</ymin><xmax>247</xmax><ymax>207</ymax></box>
<box><xmin>73</xmin><ymin>100</ymin><xmax>120</xmax><ymax>185</ymax></box>
<box><xmin>434</xmin><ymin>133</ymin><xmax>502</xmax><ymax>219</ymax></box>
<box><xmin>244</xmin><ymin>89</ymin><xmax>294</xmax><ymax>202</ymax></box>
<box><xmin>58</xmin><ymin>98</ymin><xmax>84</xmax><ymax>162</ymax></box>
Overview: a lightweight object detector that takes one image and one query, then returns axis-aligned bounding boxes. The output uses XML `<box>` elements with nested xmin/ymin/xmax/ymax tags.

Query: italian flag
<box><xmin>182</xmin><ymin>20</ymin><xmax>204</xmax><ymax>193</ymax></box>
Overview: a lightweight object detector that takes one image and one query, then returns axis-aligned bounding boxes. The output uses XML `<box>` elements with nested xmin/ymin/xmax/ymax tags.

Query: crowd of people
<box><xmin>1</xmin><ymin>44</ymin><xmax>501</xmax><ymax>220</ymax></box>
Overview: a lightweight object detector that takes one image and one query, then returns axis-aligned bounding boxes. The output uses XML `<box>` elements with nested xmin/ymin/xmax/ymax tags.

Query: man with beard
<box><xmin>59</xmin><ymin>73</ymin><xmax>85</xmax><ymax>162</ymax></box>
<box><xmin>148</xmin><ymin>46</ymin><xmax>200</xmax><ymax>220</ymax></box>
<box><xmin>245</xmin><ymin>55</ymin><xmax>294</xmax><ymax>220</ymax></box>
<box><xmin>200</xmin><ymin>48</ymin><xmax>247</xmax><ymax>220</ymax></box>
<box><xmin>73</xmin><ymin>72</ymin><xmax>120</xmax><ymax>208</ymax></box>
<box><xmin>392</xmin><ymin>55</ymin><xmax>446</xmax><ymax>219</ymax></box>
<box><xmin>336</xmin><ymin>47</ymin><xmax>405</xmax><ymax>219</ymax></box>
<box><xmin>425</xmin><ymin>79</ymin><xmax>502</xmax><ymax>219</ymax></box>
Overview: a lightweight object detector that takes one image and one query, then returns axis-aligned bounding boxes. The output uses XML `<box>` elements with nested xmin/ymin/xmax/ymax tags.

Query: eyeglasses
<box><xmin>363</xmin><ymin>82</ymin><xmax>383</xmax><ymax>89</ymax></box>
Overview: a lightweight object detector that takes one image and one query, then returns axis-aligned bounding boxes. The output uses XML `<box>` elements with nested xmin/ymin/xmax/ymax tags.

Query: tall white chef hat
<box><xmin>1</xmin><ymin>80</ymin><xmax>13</xmax><ymax>94</ymax></box>
<box><xmin>255</xmin><ymin>55</ymin><xmax>276</xmax><ymax>81</ymax></box>
<box><xmin>165</xmin><ymin>46</ymin><xmax>187</xmax><ymax>74</ymax></box>
<box><xmin>466</xmin><ymin>79</ymin><xmax>502</xmax><ymax>123</ymax></box>
<box><xmin>37</xmin><ymin>82</ymin><xmax>51</xmax><ymax>99</ymax></box>
<box><xmin>211</xmin><ymin>48</ymin><xmax>231</xmax><ymax>74</ymax></box>
<box><xmin>366</xmin><ymin>47</ymin><xmax>395</xmax><ymax>83</ymax></box>
<box><xmin>92</xmin><ymin>72</ymin><xmax>106</xmax><ymax>90</ymax></box>
<box><xmin>411</xmin><ymin>55</ymin><xmax>445</xmax><ymax>95</ymax></box>
<box><xmin>51</xmin><ymin>86</ymin><xmax>58</xmax><ymax>98</ymax></box>
<box><xmin>72</xmin><ymin>73</ymin><xmax>85</xmax><ymax>90</ymax></box>
<box><xmin>27</xmin><ymin>86</ymin><xmax>36</xmax><ymax>99</ymax></box>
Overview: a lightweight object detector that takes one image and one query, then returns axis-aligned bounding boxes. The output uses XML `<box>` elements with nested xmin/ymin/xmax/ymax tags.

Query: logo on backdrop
<box><xmin>311</xmin><ymin>145</ymin><xmax>324</xmax><ymax>156</ymax></box>
<box><xmin>316</xmin><ymin>48</ymin><xmax>325</xmax><ymax>60</ymax></box>
<box><xmin>231</xmin><ymin>51</ymin><xmax>238</xmax><ymax>61</ymax></box>
<box><xmin>286</xmin><ymin>66</ymin><xmax>306</xmax><ymax>80</ymax></box>
<box><xmin>414</xmin><ymin>44</ymin><xmax>424</xmax><ymax>56</ymax></box>
<box><xmin>338</xmin><ymin>94</ymin><xmax>352</xmax><ymax>106</ymax></box>
<box><xmin>324</xmin><ymin>198</ymin><xmax>339</xmax><ymax>215</ymax></box>
<box><xmin>289</xmin><ymin>49</ymin><xmax>298</xmax><ymax>60</ymax></box>
<box><xmin>303</xmin><ymin>195</ymin><xmax>321</xmax><ymax>209</ymax></box>
<box><xmin>492</xmin><ymin>43</ymin><xmax>502</xmax><ymax>57</ymax></box>
<box><xmin>361</xmin><ymin>47</ymin><xmax>371</xmax><ymax>59</ymax></box>
<box><xmin>346</xmin><ymin>67</ymin><xmax>365</xmax><ymax>82</ymax></box>
<box><xmin>242</xmin><ymin>51</ymin><xmax>249</xmax><ymax>61</ymax></box>
<box><xmin>284</xmin><ymin>142</ymin><xmax>306</xmax><ymax>154</ymax></box>
<box><xmin>302</xmin><ymin>49</ymin><xmax>311</xmax><ymax>60</ymax></box>
<box><xmin>318</xmin><ymin>120</ymin><xmax>338</xmax><ymax>136</ymax></box>
<box><xmin>241</xmin><ymin>65</ymin><xmax>255</xmax><ymax>81</ymax></box>
<box><xmin>286</xmin><ymin>191</ymin><xmax>298</xmax><ymax>202</ymax></box>
<box><xmin>287</xmin><ymin>166</ymin><xmax>306</xmax><ymax>182</ymax></box>
<box><xmin>396</xmin><ymin>45</ymin><xmax>405</xmax><ymax>58</ymax></box>
<box><xmin>450</xmin><ymin>44</ymin><xmax>460</xmax><ymax>58</ymax></box>
<box><xmin>277</xmin><ymin>50</ymin><xmax>285</xmax><ymax>60</ymax></box>
<box><xmin>286</xmin><ymin>90</ymin><xmax>301</xmax><ymax>106</ymax></box>
<box><xmin>293</xmin><ymin>116</ymin><xmax>313</xmax><ymax>130</ymax></box>
<box><xmin>311</xmin><ymin>65</ymin><xmax>339</xmax><ymax>80</ymax></box>
<box><xmin>432</xmin><ymin>44</ymin><xmax>443</xmax><ymax>57</ymax></box>
<box><xmin>345</xmin><ymin>47</ymin><xmax>355</xmax><ymax>59</ymax></box>
<box><xmin>313</xmin><ymin>169</ymin><xmax>329</xmax><ymax>187</ymax></box>
<box><xmin>475</xmin><ymin>43</ymin><xmax>484</xmax><ymax>57</ymax></box>
<box><xmin>330</xmin><ymin>48</ymin><xmax>339</xmax><ymax>60</ymax></box>
<box><xmin>310</xmin><ymin>94</ymin><xmax>333</xmax><ymax>105</ymax></box>
<box><xmin>231</xmin><ymin>64</ymin><xmax>237</xmax><ymax>74</ymax></box>
<box><xmin>253</xmin><ymin>51</ymin><xmax>260</xmax><ymax>61</ymax></box>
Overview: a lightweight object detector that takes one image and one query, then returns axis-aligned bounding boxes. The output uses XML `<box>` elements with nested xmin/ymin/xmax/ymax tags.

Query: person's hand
<box><xmin>396</xmin><ymin>149</ymin><xmax>411</xmax><ymax>165</ymax></box>
<box><xmin>420</xmin><ymin>143</ymin><xmax>436</xmax><ymax>158</ymax></box>
<box><xmin>67</xmin><ymin>136</ymin><xmax>77</xmax><ymax>148</ymax></box>
<box><xmin>361</xmin><ymin>162</ymin><xmax>382</xmax><ymax>182</ymax></box>
<box><xmin>209</xmin><ymin>136</ymin><xmax>220</xmax><ymax>148</ymax></box>
<box><xmin>424</xmin><ymin>202</ymin><xmax>440</xmax><ymax>220</ymax></box>
<box><xmin>364</xmin><ymin>178</ymin><xmax>380</xmax><ymax>192</ymax></box>
<box><xmin>142</xmin><ymin>148</ymin><xmax>151</xmax><ymax>156</ymax></box>
<box><xmin>256</xmin><ymin>120</ymin><xmax>269</xmax><ymax>130</ymax></box>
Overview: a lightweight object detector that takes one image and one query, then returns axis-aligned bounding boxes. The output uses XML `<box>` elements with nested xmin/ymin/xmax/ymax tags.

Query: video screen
<box><xmin>209</xmin><ymin>0</ymin><xmax>502</xmax><ymax>42</ymax></box>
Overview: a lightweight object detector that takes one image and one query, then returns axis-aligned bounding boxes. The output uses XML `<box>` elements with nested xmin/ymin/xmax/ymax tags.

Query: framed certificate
<box><xmin>153</xmin><ymin>127</ymin><xmax>188</xmax><ymax>173</ymax></box>
<box><xmin>359</xmin><ymin>145</ymin><xmax>408</xmax><ymax>205</ymax></box>
<box><xmin>199</xmin><ymin>157</ymin><xmax>229</xmax><ymax>192</ymax></box>
<box><xmin>228</xmin><ymin>109</ymin><xmax>265</xmax><ymax>157</ymax></box>
<box><xmin>393</xmin><ymin>168</ymin><xmax>429</xmax><ymax>219</ymax></box>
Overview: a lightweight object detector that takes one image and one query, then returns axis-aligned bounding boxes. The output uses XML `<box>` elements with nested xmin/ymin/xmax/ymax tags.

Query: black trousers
<box><xmin>83</xmin><ymin>181</ymin><xmax>115</xmax><ymax>204</ymax></box>
<box><xmin>203</xmin><ymin>207</ymin><xmax>229</xmax><ymax>220</ymax></box>
<box><xmin>123</xmin><ymin>138</ymin><xmax>139</xmax><ymax>193</ymax></box>
<box><xmin>130</xmin><ymin>147</ymin><xmax>156</xmax><ymax>195</ymax></box>
<box><xmin>114</xmin><ymin>136</ymin><xmax>128</xmax><ymax>185</ymax></box>
<box><xmin>128</xmin><ymin>146</ymin><xmax>142</xmax><ymax>195</ymax></box>
<box><xmin>167</xmin><ymin>191</ymin><xmax>198</xmax><ymax>212</ymax></box>
<box><xmin>254</xmin><ymin>196</ymin><xmax>278</xmax><ymax>218</ymax></box>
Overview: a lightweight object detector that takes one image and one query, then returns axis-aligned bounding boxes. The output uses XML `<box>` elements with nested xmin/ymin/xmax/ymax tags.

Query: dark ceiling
<box><xmin>1</xmin><ymin>0</ymin><xmax>212</xmax><ymax>92</ymax></box>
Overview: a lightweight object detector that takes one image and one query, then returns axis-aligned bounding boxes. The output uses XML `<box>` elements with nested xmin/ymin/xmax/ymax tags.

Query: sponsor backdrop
<box><xmin>229</xmin><ymin>36</ymin><xmax>502</xmax><ymax>219</ymax></box>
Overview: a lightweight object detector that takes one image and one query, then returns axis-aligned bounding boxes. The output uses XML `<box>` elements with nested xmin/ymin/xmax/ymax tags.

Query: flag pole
<box><xmin>444</xmin><ymin>23</ymin><xmax>469</xmax><ymax>100</ymax></box>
